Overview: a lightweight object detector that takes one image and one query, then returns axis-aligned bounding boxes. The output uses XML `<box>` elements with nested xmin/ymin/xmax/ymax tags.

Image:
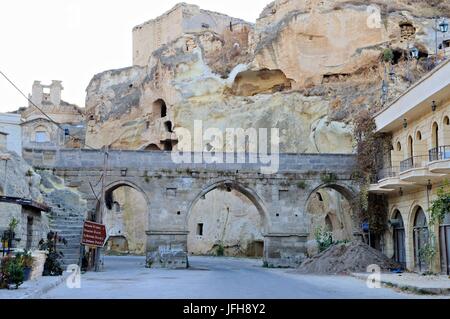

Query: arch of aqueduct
<box><xmin>25</xmin><ymin>148</ymin><xmax>360</xmax><ymax>268</ymax></box>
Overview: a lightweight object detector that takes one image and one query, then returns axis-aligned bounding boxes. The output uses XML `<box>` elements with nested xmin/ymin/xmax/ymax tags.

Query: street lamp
<box><xmin>409</xmin><ymin>46</ymin><xmax>419</xmax><ymax>59</ymax></box>
<box><xmin>439</xmin><ymin>19</ymin><xmax>449</xmax><ymax>33</ymax></box>
<box><xmin>435</xmin><ymin>17</ymin><xmax>449</xmax><ymax>56</ymax></box>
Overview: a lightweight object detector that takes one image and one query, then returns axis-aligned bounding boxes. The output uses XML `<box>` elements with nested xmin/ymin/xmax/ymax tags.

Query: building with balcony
<box><xmin>370</xmin><ymin>60</ymin><xmax>450</xmax><ymax>274</ymax></box>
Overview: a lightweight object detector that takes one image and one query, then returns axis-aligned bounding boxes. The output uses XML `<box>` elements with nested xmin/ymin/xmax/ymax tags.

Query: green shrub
<box><xmin>315</xmin><ymin>227</ymin><xmax>334</xmax><ymax>252</ymax></box>
<box><xmin>382</xmin><ymin>48</ymin><xmax>394</xmax><ymax>63</ymax></box>
<box><xmin>216</xmin><ymin>243</ymin><xmax>225</xmax><ymax>257</ymax></box>
<box><xmin>0</xmin><ymin>256</ymin><xmax>24</xmax><ymax>289</ymax></box>
<box><xmin>297</xmin><ymin>181</ymin><xmax>307</xmax><ymax>189</ymax></box>
<box><xmin>39</xmin><ymin>231</ymin><xmax>67</xmax><ymax>276</ymax></box>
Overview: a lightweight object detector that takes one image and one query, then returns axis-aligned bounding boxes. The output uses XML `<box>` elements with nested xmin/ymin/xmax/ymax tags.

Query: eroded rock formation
<box><xmin>85</xmin><ymin>0</ymin><xmax>447</xmax><ymax>155</ymax></box>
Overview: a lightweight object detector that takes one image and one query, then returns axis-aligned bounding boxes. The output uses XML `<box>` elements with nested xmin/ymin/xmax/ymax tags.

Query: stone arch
<box><xmin>186</xmin><ymin>179</ymin><xmax>270</xmax><ymax>234</ymax></box>
<box><xmin>390</xmin><ymin>208</ymin><xmax>406</xmax><ymax>268</ymax></box>
<box><xmin>305</xmin><ymin>182</ymin><xmax>357</xmax><ymax>209</ymax></box>
<box><xmin>305</xmin><ymin>182</ymin><xmax>358</xmax><ymax>241</ymax></box>
<box><xmin>407</xmin><ymin>135</ymin><xmax>414</xmax><ymax>157</ymax></box>
<box><xmin>432</xmin><ymin>121</ymin><xmax>439</xmax><ymax>149</ymax></box>
<box><xmin>408</xmin><ymin>204</ymin><xmax>429</xmax><ymax>271</ymax></box>
<box><xmin>443</xmin><ymin>115</ymin><xmax>450</xmax><ymax>126</ymax></box>
<box><xmin>104</xmin><ymin>180</ymin><xmax>150</xmax><ymax>211</ymax></box>
<box><xmin>103</xmin><ymin>180</ymin><xmax>150</xmax><ymax>256</ymax></box>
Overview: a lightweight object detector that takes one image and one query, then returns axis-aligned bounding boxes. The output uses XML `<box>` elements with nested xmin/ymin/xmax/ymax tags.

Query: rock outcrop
<box><xmin>85</xmin><ymin>0</ymin><xmax>448</xmax><ymax>154</ymax></box>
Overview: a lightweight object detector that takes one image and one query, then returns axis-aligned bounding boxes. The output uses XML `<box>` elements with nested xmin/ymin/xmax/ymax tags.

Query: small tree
<box><xmin>39</xmin><ymin>231</ymin><xmax>67</xmax><ymax>276</ymax></box>
<box><xmin>353</xmin><ymin>109</ymin><xmax>389</xmax><ymax>235</ymax></box>
<box><xmin>421</xmin><ymin>181</ymin><xmax>450</xmax><ymax>272</ymax></box>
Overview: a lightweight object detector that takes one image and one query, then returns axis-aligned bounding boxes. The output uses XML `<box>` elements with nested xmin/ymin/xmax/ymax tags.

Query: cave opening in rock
<box><xmin>232</xmin><ymin>69</ymin><xmax>292</xmax><ymax>96</ymax></box>
<box><xmin>153</xmin><ymin>99</ymin><xmax>167</xmax><ymax>118</ymax></box>
<box><xmin>144</xmin><ymin>144</ymin><xmax>161</xmax><ymax>151</ymax></box>
<box><xmin>164</xmin><ymin>121</ymin><xmax>173</xmax><ymax>133</ymax></box>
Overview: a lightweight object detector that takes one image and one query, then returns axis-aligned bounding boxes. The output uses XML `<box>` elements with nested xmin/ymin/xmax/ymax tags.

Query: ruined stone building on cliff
<box><xmin>18</xmin><ymin>80</ymin><xmax>86</xmax><ymax>153</ymax></box>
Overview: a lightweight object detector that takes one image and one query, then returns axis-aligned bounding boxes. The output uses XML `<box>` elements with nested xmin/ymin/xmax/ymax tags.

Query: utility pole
<box><xmin>94</xmin><ymin>146</ymin><xmax>109</xmax><ymax>272</ymax></box>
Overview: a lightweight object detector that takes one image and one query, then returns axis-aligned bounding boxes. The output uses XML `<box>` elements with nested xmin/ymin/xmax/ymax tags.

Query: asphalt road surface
<box><xmin>41</xmin><ymin>256</ymin><xmax>425</xmax><ymax>299</ymax></box>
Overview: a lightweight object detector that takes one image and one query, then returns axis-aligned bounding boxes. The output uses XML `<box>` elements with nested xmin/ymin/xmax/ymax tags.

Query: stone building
<box><xmin>0</xmin><ymin>113</ymin><xmax>22</xmax><ymax>156</ymax></box>
<box><xmin>79</xmin><ymin>0</ymin><xmax>448</xmax><ymax>265</ymax></box>
<box><xmin>0</xmin><ymin>152</ymin><xmax>50</xmax><ymax>252</ymax></box>
<box><xmin>370</xmin><ymin>60</ymin><xmax>450</xmax><ymax>274</ymax></box>
<box><xmin>132</xmin><ymin>3</ymin><xmax>252</xmax><ymax>67</ymax></box>
<box><xmin>20</xmin><ymin>81</ymin><xmax>85</xmax><ymax>151</ymax></box>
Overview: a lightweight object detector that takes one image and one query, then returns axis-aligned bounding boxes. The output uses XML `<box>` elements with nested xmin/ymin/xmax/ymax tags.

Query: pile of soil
<box><xmin>298</xmin><ymin>241</ymin><xmax>400</xmax><ymax>275</ymax></box>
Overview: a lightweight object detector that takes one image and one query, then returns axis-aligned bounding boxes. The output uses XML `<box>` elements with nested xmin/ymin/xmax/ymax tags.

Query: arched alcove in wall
<box><xmin>305</xmin><ymin>183</ymin><xmax>356</xmax><ymax>255</ymax></box>
<box><xmin>186</xmin><ymin>180</ymin><xmax>268</xmax><ymax>258</ymax></box>
<box><xmin>103</xmin><ymin>182</ymin><xmax>149</xmax><ymax>256</ymax></box>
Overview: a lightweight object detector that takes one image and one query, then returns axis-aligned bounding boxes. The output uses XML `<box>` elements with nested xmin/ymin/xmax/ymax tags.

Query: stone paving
<box><xmin>352</xmin><ymin>272</ymin><xmax>450</xmax><ymax>295</ymax></box>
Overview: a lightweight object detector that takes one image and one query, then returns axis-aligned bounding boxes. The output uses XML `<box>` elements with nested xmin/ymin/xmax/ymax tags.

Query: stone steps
<box><xmin>50</xmin><ymin>213</ymin><xmax>84</xmax><ymax>266</ymax></box>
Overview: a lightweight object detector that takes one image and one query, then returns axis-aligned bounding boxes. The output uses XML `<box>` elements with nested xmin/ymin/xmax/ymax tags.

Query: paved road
<box><xmin>42</xmin><ymin>256</ymin><xmax>423</xmax><ymax>299</ymax></box>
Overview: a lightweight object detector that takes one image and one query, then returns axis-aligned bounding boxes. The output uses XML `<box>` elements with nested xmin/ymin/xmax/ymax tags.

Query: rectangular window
<box><xmin>166</xmin><ymin>188</ymin><xmax>177</xmax><ymax>197</ymax></box>
<box><xmin>197</xmin><ymin>223</ymin><xmax>204</xmax><ymax>236</ymax></box>
<box><xmin>278</xmin><ymin>189</ymin><xmax>289</xmax><ymax>200</ymax></box>
<box><xmin>35</xmin><ymin>131</ymin><xmax>48</xmax><ymax>143</ymax></box>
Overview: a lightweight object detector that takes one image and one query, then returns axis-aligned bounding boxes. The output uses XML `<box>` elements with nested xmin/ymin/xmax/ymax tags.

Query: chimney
<box><xmin>50</xmin><ymin>80</ymin><xmax>63</xmax><ymax>106</ymax></box>
<box><xmin>31</xmin><ymin>81</ymin><xmax>43</xmax><ymax>107</ymax></box>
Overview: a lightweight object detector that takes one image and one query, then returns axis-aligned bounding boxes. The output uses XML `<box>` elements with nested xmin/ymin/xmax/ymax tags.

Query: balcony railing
<box><xmin>429</xmin><ymin>145</ymin><xmax>450</xmax><ymax>162</ymax></box>
<box><xmin>377</xmin><ymin>167</ymin><xmax>399</xmax><ymax>181</ymax></box>
<box><xmin>400</xmin><ymin>155</ymin><xmax>429</xmax><ymax>172</ymax></box>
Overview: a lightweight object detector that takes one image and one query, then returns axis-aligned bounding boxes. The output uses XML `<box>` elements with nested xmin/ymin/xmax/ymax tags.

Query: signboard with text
<box><xmin>81</xmin><ymin>221</ymin><xmax>107</xmax><ymax>248</ymax></box>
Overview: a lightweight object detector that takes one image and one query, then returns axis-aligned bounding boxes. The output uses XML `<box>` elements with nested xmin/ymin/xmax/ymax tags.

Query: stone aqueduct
<box><xmin>25</xmin><ymin>148</ymin><xmax>359</xmax><ymax>267</ymax></box>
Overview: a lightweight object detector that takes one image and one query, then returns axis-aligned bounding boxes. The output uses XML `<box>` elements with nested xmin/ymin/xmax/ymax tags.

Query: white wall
<box><xmin>0</xmin><ymin>113</ymin><xmax>22</xmax><ymax>155</ymax></box>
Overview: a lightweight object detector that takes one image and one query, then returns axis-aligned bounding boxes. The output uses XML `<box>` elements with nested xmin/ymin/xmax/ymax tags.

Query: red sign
<box><xmin>81</xmin><ymin>221</ymin><xmax>107</xmax><ymax>248</ymax></box>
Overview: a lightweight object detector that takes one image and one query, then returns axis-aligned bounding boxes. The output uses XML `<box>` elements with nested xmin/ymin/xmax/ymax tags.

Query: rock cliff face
<box><xmin>0</xmin><ymin>151</ymin><xmax>87</xmax><ymax>264</ymax></box>
<box><xmin>0</xmin><ymin>152</ymin><xmax>49</xmax><ymax>250</ymax></box>
<box><xmin>85</xmin><ymin>0</ymin><xmax>448</xmax><ymax>154</ymax></box>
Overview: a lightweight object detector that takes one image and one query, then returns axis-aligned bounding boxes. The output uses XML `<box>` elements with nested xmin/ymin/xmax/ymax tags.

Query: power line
<box><xmin>0</xmin><ymin>70</ymin><xmax>98</xmax><ymax>151</ymax></box>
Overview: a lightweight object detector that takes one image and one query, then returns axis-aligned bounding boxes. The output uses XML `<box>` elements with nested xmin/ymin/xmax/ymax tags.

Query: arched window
<box><xmin>444</xmin><ymin>116</ymin><xmax>450</xmax><ymax>126</ymax></box>
<box><xmin>408</xmin><ymin>135</ymin><xmax>414</xmax><ymax>158</ymax></box>
<box><xmin>416</xmin><ymin>131</ymin><xmax>422</xmax><ymax>141</ymax></box>
<box><xmin>432</xmin><ymin>122</ymin><xmax>439</xmax><ymax>149</ymax></box>
<box><xmin>34</xmin><ymin>126</ymin><xmax>49</xmax><ymax>143</ymax></box>
<box><xmin>396</xmin><ymin>142</ymin><xmax>402</xmax><ymax>151</ymax></box>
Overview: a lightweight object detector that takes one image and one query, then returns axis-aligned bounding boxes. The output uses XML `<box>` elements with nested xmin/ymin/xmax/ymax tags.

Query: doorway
<box><xmin>439</xmin><ymin>212</ymin><xmax>450</xmax><ymax>275</ymax></box>
<box><xmin>392</xmin><ymin>210</ymin><xmax>406</xmax><ymax>269</ymax></box>
<box><xmin>413</xmin><ymin>207</ymin><xmax>429</xmax><ymax>272</ymax></box>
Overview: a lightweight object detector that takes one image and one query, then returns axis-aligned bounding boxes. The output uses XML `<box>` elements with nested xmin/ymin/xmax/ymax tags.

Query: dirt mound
<box><xmin>298</xmin><ymin>241</ymin><xmax>400</xmax><ymax>275</ymax></box>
